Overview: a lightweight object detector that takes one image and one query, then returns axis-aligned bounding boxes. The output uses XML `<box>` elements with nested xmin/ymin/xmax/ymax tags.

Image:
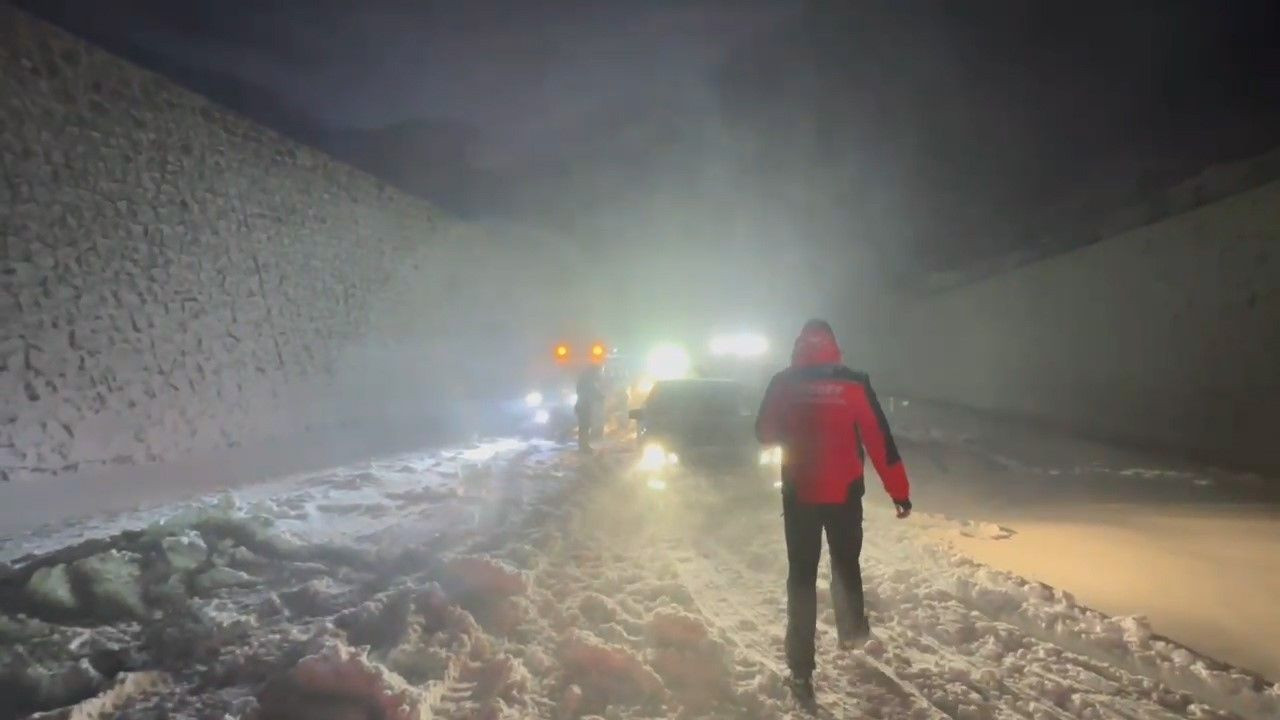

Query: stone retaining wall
<box><xmin>0</xmin><ymin>7</ymin><xmax>520</xmax><ymax>480</ymax></box>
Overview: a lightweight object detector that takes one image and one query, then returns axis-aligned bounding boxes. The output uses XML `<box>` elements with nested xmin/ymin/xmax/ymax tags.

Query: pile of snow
<box><xmin>559</xmin><ymin>630</ymin><xmax>666</xmax><ymax>712</ymax></box>
<box><xmin>253</xmin><ymin>640</ymin><xmax>431</xmax><ymax>720</ymax></box>
<box><xmin>645</xmin><ymin>607</ymin><xmax>734</xmax><ymax>712</ymax></box>
<box><xmin>938</xmin><ymin>554</ymin><xmax>1280</xmax><ymax>719</ymax></box>
<box><xmin>25</xmin><ymin>671</ymin><xmax>171</xmax><ymax>720</ymax></box>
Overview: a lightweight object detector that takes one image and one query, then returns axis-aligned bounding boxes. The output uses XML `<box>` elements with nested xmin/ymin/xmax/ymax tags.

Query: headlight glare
<box><xmin>759</xmin><ymin>446</ymin><xmax>783</xmax><ymax>466</ymax></box>
<box><xmin>638</xmin><ymin>442</ymin><xmax>676</xmax><ymax>471</ymax></box>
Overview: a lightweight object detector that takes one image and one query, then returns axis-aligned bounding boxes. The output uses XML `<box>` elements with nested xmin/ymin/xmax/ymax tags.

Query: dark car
<box><xmin>629</xmin><ymin>378</ymin><xmax>778</xmax><ymax>477</ymax></box>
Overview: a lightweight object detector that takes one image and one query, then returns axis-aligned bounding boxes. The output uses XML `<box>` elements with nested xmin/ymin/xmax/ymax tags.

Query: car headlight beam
<box><xmin>525</xmin><ymin>391</ymin><xmax>544</xmax><ymax>408</ymax></box>
<box><xmin>632</xmin><ymin>375</ymin><xmax>655</xmax><ymax>397</ymax></box>
<box><xmin>759</xmin><ymin>446</ymin><xmax>783</xmax><ymax>466</ymax></box>
<box><xmin>637</xmin><ymin>442</ymin><xmax>678</xmax><ymax>472</ymax></box>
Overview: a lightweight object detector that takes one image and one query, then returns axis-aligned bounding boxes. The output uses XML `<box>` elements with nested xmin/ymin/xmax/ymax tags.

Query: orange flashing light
<box><xmin>554</xmin><ymin>344</ymin><xmax>570</xmax><ymax>362</ymax></box>
<box><xmin>590</xmin><ymin>343</ymin><xmax>606</xmax><ymax>362</ymax></box>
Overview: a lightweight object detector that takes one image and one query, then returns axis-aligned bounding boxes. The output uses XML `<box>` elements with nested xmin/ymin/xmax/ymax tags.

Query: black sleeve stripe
<box><xmin>831</xmin><ymin>367</ymin><xmax>902</xmax><ymax>464</ymax></box>
<box><xmin>862</xmin><ymin>382</ymin><xmax>902</xmax><ymax>465</ymax></box>
<box><xmin>832</xmin><ymin>366</ymin><xmax>869</xmax><ymax>383</ymax></box>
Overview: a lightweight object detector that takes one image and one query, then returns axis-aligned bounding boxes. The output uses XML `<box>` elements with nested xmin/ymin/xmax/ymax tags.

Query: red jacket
<box><xmin>755</xmin><ymin>326</ymin><xmax>910</xmax><ymax>505</ymax></box>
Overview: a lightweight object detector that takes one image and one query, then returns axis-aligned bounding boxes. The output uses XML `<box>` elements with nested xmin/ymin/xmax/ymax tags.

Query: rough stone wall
<box><xmin>869</xmin><ymin>180</ymin><xmax>1280</xmax><ymax>472</ymax></box>
<box><xmin>0</xmin><ymin>7</ymin><xmax>478</xmax><ymax>480</ymax></box>
<box><xmin>909</xmin><ymin>147</ymin><xmax>1280</xmax><ymax>296</ymax></box>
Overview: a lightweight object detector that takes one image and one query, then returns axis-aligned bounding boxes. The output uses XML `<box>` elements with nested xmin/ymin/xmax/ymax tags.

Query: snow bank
<box><xmin>559</xmin><ymin>630</ymin><xmax>666</xmax><ymax>712</ymax></box>
<box><xmin>938</xmin><ymin>553</ymin><xmax>1280</xmax><ymax>719</ymax></box>
<box><xmin>645</xmin><ymin>608</ymin><xmax>734</xmax><ymax>712</ymax></box>
<box><xmin>440</xmin><ymin>556</ymin><xmax>530</xmax><ymax>600</ymax></box>
<box><xmin>23</xmin><ymin>565</ymin><xmax>76</xmax><ymax>612</ymax></box>
<box><xmin>25</xmin><ymin>671</ymin><xmax>171</xmax><ymax>720</ymax></box>
<box><xmin>254</xmin><ymin>641</ymin><xmax>431</xmax><ymax>720</ymax></box>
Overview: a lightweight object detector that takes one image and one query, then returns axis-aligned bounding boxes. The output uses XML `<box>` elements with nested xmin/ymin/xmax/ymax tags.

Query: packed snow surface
<box><xmin>1</xmin><ymin>438</ymin><xmax>1276</xmax><ymax>719</ymax></box>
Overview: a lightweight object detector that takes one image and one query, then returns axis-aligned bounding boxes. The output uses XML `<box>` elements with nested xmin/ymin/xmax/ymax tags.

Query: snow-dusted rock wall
<box><xmin>0</xmin><ymin>8</ymin><xmax>489</xmax><ymax>480</ymax></box>
<box><xmin>871</xmin><ymin>179</ymin><xmax>1280</xmax><ymax>472</ymax></box>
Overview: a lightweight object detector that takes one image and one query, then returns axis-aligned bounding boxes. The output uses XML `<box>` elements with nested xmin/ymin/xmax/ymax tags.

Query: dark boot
<box><xmin>786</xmin><ymin>674</ymin><xmax>816</xmax><ymax>709</ymax></box>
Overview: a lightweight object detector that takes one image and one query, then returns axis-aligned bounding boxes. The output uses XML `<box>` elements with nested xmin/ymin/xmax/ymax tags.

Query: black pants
<box><xmin>576</xmin><ymin>410</ymin><xmax>593</xmax><ymax>450</ymax></box>
<box><xmin>783</xmin><ymin>486</ymin><xmax>868</xmax><ymax>677</ymax></box>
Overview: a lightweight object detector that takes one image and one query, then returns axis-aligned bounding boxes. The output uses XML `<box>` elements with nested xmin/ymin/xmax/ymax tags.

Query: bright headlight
<box><xmin>647</xmin><ymin>344</ymin><xmax>691</xmax><ymax>380</ymax></box>
<box><xmin>759</xmin><ymin>446</ymin><xmax>783</xmax><ymax>466</ymax></box>
<box><xmin>566</xmin><ymin>392</ymin><xmax>578</xmax><ymax>406</ymax></box>
<box><xmin>637</xmin><ymin>442</ymin><xmax>678</xmax><ymax>471</ymax></box>
<box><xmin>533</xmin><ymin>409</ymin><xmax>550</xmax><ymax>424</ymax></box>
<box><xmin>525</xmin><ymin>391</ymin><xmax>544</xmax><ymax>408</ymax></box>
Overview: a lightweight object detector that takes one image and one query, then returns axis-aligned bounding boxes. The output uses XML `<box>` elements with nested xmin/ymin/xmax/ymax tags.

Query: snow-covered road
<box><xmin>886</xmin><ymin>399</ymin><xmax>1280</xmax><ymax>683</ymax></box>
<box><xmin>1</xmin><ymin>440</ymin><xmax>1277</xmax><ymax>719</ymax></box>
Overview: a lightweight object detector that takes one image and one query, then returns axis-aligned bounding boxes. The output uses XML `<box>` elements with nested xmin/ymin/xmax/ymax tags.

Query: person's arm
<box><xmin>754</xmin><ymin>373</ymin><xmax>785</xmax><ymax>444</ymax></box>
<box><xmin>849</xmin><ymin>379</ymin><xmax>911</xmax><ymax>516</ymax></box>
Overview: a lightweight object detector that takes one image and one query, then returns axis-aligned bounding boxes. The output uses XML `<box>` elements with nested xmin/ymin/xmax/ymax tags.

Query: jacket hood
<box><xmin>791</xmin><ymin>323</ymin><xmax>842</xmax><ymax>367</ymax></box>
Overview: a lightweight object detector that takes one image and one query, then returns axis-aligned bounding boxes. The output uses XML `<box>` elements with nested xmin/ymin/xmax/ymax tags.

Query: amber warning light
<box><xmin>554</xmin><ymin>344</ymin><xmax>570</xmax><ymax>362</ymax></box>
<box><xmin>590</xmin><ymin>343</ymin><xmax>606</xmax><ymax>362</ymax></box>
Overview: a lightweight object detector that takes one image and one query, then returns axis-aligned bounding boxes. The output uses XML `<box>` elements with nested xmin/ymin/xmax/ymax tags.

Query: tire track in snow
<box><xmin>857</xmin><ymin>546</ymin><xmax>1184</xmax><ymax>720</ymax></box>
<box><xmin>652</xmin><ymin>478</ymin><xmax>1254</xmax><ymax>720</ymax></box>
<box><xmin>648</xmin><ymin>487</ymin><xmax>950</xmax><ymax>719</ymax></box>
<box><xmin>672</xmin><ymin>546</ymin><xmax>950</xmax><ymax>720</ymax></box>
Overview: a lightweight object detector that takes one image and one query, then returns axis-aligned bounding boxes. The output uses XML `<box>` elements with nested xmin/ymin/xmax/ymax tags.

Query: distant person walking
<box><xmin>575</xmin><ymin>364</ymin><xmax>604</xmax><ymax>452</ymax></box>
<box><xmin>755</xmin><ymin>319</ymin><xmax>913</xmax><ymax>705</ymax></box>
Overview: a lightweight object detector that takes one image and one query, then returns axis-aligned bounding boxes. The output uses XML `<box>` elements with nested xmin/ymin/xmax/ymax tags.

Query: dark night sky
<box><xmin>19</xmin><ymin>0</ymin><xmax>1280</xmax><ymax>275</ymax></box>
<box><xmin>22</xmin><ymin>1</ymin><xmax>787</xmax><ymax>163</ymax></box>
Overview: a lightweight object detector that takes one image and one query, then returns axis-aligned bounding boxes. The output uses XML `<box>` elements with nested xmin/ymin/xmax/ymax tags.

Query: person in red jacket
<box><xmin>756</xmin><ymin>319</ymin><xmax>912</xmax><ymax>702</ymax></box>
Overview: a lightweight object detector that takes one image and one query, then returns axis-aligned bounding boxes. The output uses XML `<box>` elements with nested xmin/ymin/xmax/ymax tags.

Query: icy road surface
<box><xmin>1</xmin><ymin>440</ymin><xmax>1277</xmax><ymax>720</ymax></box>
